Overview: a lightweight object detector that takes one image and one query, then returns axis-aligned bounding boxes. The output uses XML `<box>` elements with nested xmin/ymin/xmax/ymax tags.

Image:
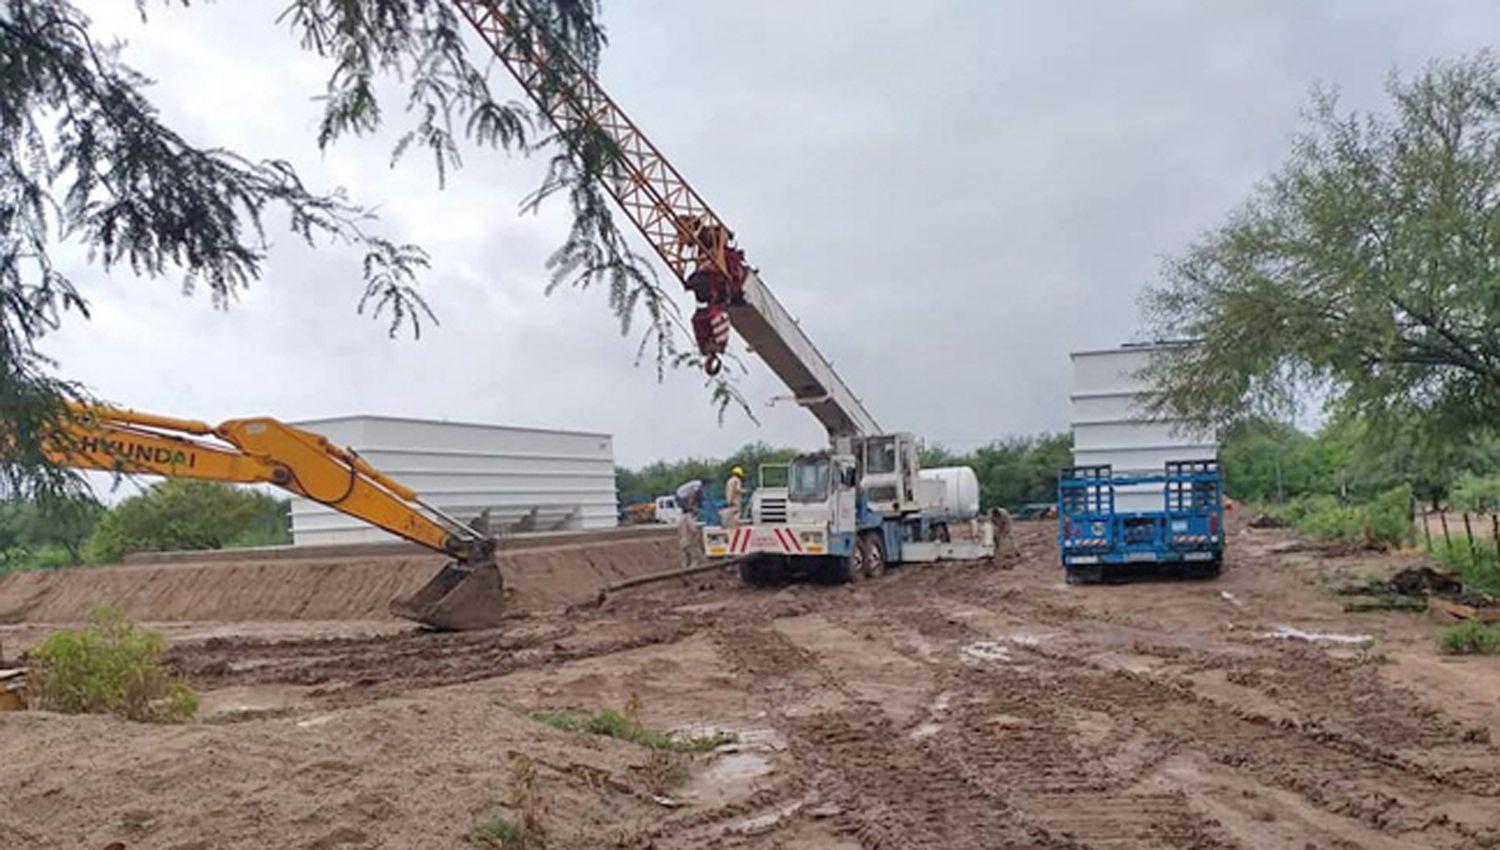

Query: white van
<box><xmin>653</xmin><ymin>495</ymin><xmax>683</xmax><ymax>525</ymax></box>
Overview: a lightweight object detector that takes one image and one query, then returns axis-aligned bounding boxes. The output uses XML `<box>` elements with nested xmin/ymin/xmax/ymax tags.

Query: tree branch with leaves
<box><xmin>2</xmin><ymin>0</ymin><xmax>745</xmax><ymax>499</ymax></box>
<box><xmin>1143</xmin><ymin>52</ymin><xmax>1500</xmax><ymax>456</ymax></box>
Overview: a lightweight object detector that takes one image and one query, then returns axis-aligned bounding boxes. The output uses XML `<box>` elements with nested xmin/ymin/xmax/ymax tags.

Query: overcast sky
<box><xmin>45</xmin><ymin>1</ymin><xmax>1500</xmax><ymax>470</ymax></box>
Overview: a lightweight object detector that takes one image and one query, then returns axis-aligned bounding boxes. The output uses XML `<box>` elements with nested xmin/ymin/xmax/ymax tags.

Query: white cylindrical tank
<box><xmin>919</xmin><ymin>466</ymin><xmax>981</xmax><ymax>520</ymax></box>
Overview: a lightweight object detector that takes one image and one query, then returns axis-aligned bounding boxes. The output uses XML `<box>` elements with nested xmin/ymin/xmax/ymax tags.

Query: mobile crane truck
<box><xmin>446</xmin><ymin>0</ymin><xmax>996</xmax><ymax>586</ymax></box>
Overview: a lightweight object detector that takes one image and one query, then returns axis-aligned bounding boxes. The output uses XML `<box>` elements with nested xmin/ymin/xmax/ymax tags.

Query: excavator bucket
<box><xmin>389</xmin><ymin>557</ymin><xmax>507</xmax><ymax>631</ymax></box>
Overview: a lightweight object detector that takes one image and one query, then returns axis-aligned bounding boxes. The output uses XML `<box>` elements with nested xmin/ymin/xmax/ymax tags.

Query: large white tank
<box><xmin>919</xmin><ymin>466</ymin><xmax>981</xmax><ymax>520</ymax></box>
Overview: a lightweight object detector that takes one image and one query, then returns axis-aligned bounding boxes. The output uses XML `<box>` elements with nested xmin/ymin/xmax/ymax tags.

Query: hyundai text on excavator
<box><xmin>43</xmin><ymin>404</ymin><xmax>507</xmax><ymax>630</ymax></box>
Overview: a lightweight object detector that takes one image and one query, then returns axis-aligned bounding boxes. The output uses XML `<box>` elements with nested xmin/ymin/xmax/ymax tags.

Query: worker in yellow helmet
<box><xmin>722</xmin><ymin>466</ymin><xmax>746</xmax><ymax>529</ymax></box>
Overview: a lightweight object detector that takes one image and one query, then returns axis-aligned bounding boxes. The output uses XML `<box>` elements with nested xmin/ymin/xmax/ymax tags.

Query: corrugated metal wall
<box><xmin>289</xmin><ymin>416</ymin><xmax>618</xmax><ymax>545</ymax></box>
<box><xmin>1070</xmin><ymin>345</ymin><xmax>1216</xmax><ymax>512</ymax></box>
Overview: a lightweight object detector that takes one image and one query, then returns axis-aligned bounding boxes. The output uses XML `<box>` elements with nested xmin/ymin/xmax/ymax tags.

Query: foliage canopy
<box><xmin>83</xmin><ymin>479</ymin><xmax>288</xmax><ymax>562</ymax></box>
<box><xmin>2</xmin><ymin>0</ymin><xmax>715</xmax><ymax>501</ymax></box>
<box><xmin>1144</xmin><ymin>53</ymin><xmax>1500</xmax><ymax>455</ymax></box>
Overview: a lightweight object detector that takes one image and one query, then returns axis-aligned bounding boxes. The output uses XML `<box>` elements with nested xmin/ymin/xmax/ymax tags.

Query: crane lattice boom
<box><xmin>453</xmin><ymin>0</ymin><xmax>879</xmax><ymax>439</ymax></box>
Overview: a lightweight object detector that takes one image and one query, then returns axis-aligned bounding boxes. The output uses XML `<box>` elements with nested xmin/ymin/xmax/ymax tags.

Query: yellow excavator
<box><xmin>42</xmin><ymin>403</ymin><xmax>507</xmax><ymax>631</ymax></box>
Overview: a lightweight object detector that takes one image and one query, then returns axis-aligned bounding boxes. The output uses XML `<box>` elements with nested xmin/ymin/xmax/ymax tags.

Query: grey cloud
<box><xmin>48</xmin><ymin>1</ymin><xmax>1500</xmax><ymax>470</ymax></box>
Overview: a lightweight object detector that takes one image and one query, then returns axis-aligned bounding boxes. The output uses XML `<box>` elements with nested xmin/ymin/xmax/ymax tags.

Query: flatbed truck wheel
<box><xmin>1185</xmin><ymin>556</ymin><xmax>1223</xmax><ymax>580</ymax></box>
<box><xmin>1065</xmin><ymin>564</ymin><xmax>1104</xmax><ymax>585</ymax></box>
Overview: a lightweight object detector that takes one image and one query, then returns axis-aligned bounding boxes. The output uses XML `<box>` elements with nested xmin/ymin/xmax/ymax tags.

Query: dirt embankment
<box><xmin>4</xmin><ymin>520</ymin><xmax>1500</xmax><ymax>849</ymax></box>
<box><xmin>0</xmin><ymin>535</ymin><xmax>677</xmax><ymax>626</ymax></box>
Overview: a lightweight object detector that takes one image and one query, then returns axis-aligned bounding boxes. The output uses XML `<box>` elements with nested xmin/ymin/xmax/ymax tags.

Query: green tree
<box><xmin>1452</xmin><ymin>472</ymin><xmax>1500</xmax><ymax>512</ymax></box>
<box><xmin>0</xmin><ymin>494</ymin><xmax>102</xmax><ymax>564</ymax></box>
<box><xmin>1143</xmin><ymin>53</ymin><xmax>1500</xmax><ymax>455</ymax></box>
<box><xmin>959</xmin><ymin>433</ymin><xmax>1072</xmax><ymax>511</ymax></box>
<box><xmin>616</xmin><ymin>442</ymin><xmax>798</xmax><ymax>506</ymax></box>
<box><xmin>2</xmin><ymin>0</ymin><xmax>694</xmax><ymax>502</ymax></box>
<box><xmin>1219</xmin><ymin>419</ymin><xmax>1336</xmax><ymax>503</ymax></box>
<box><xmin>82</xmin><ymin>480</ymin><xmax>285</xmax><ymax>562</ymax></box>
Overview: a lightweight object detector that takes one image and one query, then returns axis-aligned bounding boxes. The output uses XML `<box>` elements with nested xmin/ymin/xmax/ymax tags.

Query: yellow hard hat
<box><xmin>731</xmin><ymin>466</ymin><xmax>745</xmax><ymax>478</ymax></box>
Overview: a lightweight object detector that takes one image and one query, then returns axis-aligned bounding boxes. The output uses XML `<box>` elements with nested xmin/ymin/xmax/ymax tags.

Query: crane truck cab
<box><xmin>705</xmin><ymin>433</ymin><xmax>994</xmax><ymax>585</ymax></box>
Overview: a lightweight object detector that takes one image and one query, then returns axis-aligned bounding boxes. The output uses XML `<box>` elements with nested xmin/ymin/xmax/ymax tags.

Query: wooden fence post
<box><xmin>1407</xmin><ymin>496</ymin><xmax>1417</xmax><ymax>548</ymax></box>
<box><xmin>1463</xmin><ymin>513</ymin><xmax>1477</xmax><ymax>561</ymax></box>
<box><xmin>1440</xmin><ymin>512</ymin><xmax>1452</xmax><ymax>549</ymax></box>
<box><xmin>1422</xmin><ymin>509</ymin><xmax>1432</xmax><ymax>548</ymax></box>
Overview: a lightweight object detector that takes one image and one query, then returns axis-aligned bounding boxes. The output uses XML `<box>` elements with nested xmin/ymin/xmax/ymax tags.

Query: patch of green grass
<box><xmin>1355</xmin><ymin>639</ymin><xmax>1393</xmax><ymax>666</ymax></box>
<box><xmin>1283</xmin><ymin>486</ymin><xmax>1412</xmax><ymax>549</ymax></box>
<box><xmin>1438</xmin><ymin>620</ymin><xmax>1500</xmax><ymax>656</ymax></box>
<box><xmin>1426</xmin><ymin>539</ymin><xmax>1500</xmax><ymax>596</ymax></box>
<box><xmin>508</xmin><ymin>703</ymin><xmax>737</xmax><ymax>753</ymax></box>
<box><xmin>0</xmin><ymin>544</ymin><xmax>78</xmax><ymax>575</ymax></box>
<box><xmin>468</xmin><ymin>812</ymin><xmax>529</xmax><ymax>849</ymax></box>
<box><xmin>26</xmin><ymin>602</ymin><xmax>199</xmax><ymax>723</ymax></box>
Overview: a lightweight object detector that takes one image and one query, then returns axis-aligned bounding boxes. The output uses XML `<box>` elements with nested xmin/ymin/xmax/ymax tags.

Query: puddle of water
<box><xmin>1006</xmin><ymin>633</ymin><xmax>1044</xmax><ymax>647</ymax></box>
<box><xmin>682</xmin><ymin>725</ymin><xmax>782</xmax><ymax>807</ymax></box>
<box><xmin>701</xmin><ymin>751</ymin><xmax>771</xmax><ymax>784</ymax></box>
<box><xmin>1260</xmin><ymin>624</ymin><xmax>1371</xmax><ymax>645</ymax></box>
<box><xmin>909</xmin><ymin>722</ymin><xmax>942</xmax><ymax>741</ymax></box>
<box><xmin>728</xmin><ymin>801</ymin><xmax>803</xmax><ymax>836</ymax></box>
<box><xmin>960</xmin><ymin>641</ymin><xmax>1014</xmax><ymax>664</ymax></box>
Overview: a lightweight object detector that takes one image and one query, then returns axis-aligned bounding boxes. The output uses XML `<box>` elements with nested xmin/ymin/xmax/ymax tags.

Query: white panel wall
<box><xmin>289</xmin><ymin>416</ymin><xmax>618</xmax><ymax>546</ymax></box>
<box><xmin>1070</xmin><ymin>345</ymin><xmax>1216</xmax><ymax>512</ymax></box>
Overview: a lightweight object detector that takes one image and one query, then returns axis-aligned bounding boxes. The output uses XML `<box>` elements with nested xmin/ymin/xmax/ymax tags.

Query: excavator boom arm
<box><xmin>44</xmin><ymin>405</ymin><xmax>508</xmax><ymax>630</ymax></box>
<box><xmin>48</xmin><ymin>405</ymin><xmax>471</xmax><ymax>559</ymax></box>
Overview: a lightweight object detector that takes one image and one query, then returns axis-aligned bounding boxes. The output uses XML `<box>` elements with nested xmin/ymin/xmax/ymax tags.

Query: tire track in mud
<box><xmin>168</xmin><ymin>616</ymin><xmax>702</xmax><ymax>696</ymax></box>
<box><xmin>897</xmin><ymin>587</ymin><xmax>1500</xmax><ymax>848</ymax></box>
<box><xmin>829</xmin><ymin>588</ymin><xmax>1238</xmax><ymax>849</ymax></box>
<box><xmin>804</xmin><ymin>570</ymin><xmax>1500</xmax><ymax>849</ymax></box>
<box><xmin>157</xmin><ymin>520</ymin><xmax>1500</xmax><ymax>848</ymax></box>
<box><xmin>695</xmin><ymin>574</ymin><xmax>1236</xmax><ymax>849</ymax></box>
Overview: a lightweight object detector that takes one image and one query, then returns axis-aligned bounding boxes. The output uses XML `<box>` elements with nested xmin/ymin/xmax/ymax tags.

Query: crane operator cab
<box><xmin>785</xmin><ymin>451</ymin><xmax>858</xmax><ymax>531</ymax></box>
<box><xmin>858</xmin><ymin>433</ymin><xmax>922</xmax><ymax>517</ymax></box>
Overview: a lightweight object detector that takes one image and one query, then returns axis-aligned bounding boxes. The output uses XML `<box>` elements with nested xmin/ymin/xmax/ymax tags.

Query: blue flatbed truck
<box><xmin>1057</xmin><ymin>460</ymin><xmax>1225</xmax><ymax>584</ymax></box>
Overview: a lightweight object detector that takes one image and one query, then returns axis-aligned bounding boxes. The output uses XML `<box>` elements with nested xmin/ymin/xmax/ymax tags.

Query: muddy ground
<box><xmin>2</xmin><ymin>519</ymin><xmax>1499</xmax><ymax>849</ymax></box>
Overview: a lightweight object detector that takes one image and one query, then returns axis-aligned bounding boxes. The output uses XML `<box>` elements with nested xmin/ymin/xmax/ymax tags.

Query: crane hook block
<box><xmin>692</xmin><ymin>304</ymin><xmax>731</xmax><ymax>372</ymax></box>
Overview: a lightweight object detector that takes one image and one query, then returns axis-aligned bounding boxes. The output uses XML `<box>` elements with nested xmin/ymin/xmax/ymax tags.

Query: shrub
<box><xmin>1365</xmin><ymin>485</ymin><xmax>1413</xmax><ymax>548</ymax></box>
<box><xmin>468</xmin><ymin>813</ymin><xmax>529</xmax><ymax>849</ymax></box>
<box><xmin>1290</xmin><ymin>485</ymin><xmax>1411</xmax><ymax>549</ymax></box>
<box><xmin>27</xmin><ymin>603</ymin><xmax>199</xmax><ymax>722</ymax></box>
<box><xmin>1452</xmin><ymin>473</ymin><xmax>1500</xmax><ymax>512</ymax></box>
<box><xmin>84</xmin><ymin>480</ymin><xmax>288</xmax><ymax>562</ymax></box>
<box><xmin>1428</xmin><ymin>538</ymin><xmax>1500</xmax><ymax>596</ymax></box>
<box><xmin>1437</xmin><ymin>620</ymin><xmax>1500</xmax><ymax>656</ymax></box>
<box><xmin>0</xmin><ymin>544</ymin><xmax>72</xmax><ymax>574</ymax></box>
<box><xmin>469</xmin><ymin>753</ymin><xmax>546</xmax><ymax>849</ymax></box>
<box><xmin>1270</xmin><ymin>493</ymin><xmax>1340</xmax><ymax>524</ymax></box>
<box><xmin>1296</xmin><ymin>500</ymin><xmax>1365</xmax><ymax>542</ymax></box>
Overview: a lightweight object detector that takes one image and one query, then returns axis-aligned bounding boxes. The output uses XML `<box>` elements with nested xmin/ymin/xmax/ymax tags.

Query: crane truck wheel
<box><xmin>739</xmin><ymin>555</ymin><xmax>783</xmax><ymax>587</ymax></box>
<box><xmin>860</xmin><ymin>533</ymin><xmax>886</xmax><ymax>579</ymax></box>
<box><xmin>830</xmin><ymin>540</ymin><xmax>868</xmax><ymax>584</ymax></box>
